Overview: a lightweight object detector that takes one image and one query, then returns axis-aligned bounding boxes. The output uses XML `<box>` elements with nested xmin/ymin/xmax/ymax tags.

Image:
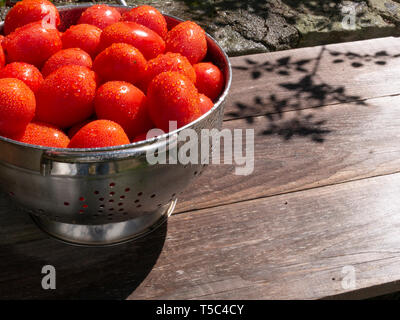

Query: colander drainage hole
<box><xmin>150</xmin><ymin>194</ymin><xmax>156</xmax><ymax>198</ymax></box>
<box><xmin>79</xmin><ymin>210</ymin><xmax>84</xmax><ymax>214</ymax></box>
<box><xmin>64</xmin><ymin>202</ymin><xmax>69</xmax><ymax>206</ymax></box>
<box><xmin>108</xmin><ymin>213</ymin><xmax>113</xmax><ymax>216</ymax></box>
<box><xmin>99</xmin><ymin>198</ymin><xmax>104</xmax><ymax>201</ymax></box>
<box><xmin>119</xmin><ymin>208</ymin><xmax>124</xmax><ymax>212</ymax></box>
<box><xmin>134</xmin><ymin>199</ymin><xmax>139</xmax><ymax>203</ymax></box>
<box><xmin>9</xmin><ymin>191</ymin><xmax>14</xmax><ymax>196</ymax></box>
<box><xmin>136</xmin><ymin>204</ymin><xmax>142</xmax><ymax>208</ymax></box>
<box><xmin>125</xmin><ymin>188</ymin><xmax>131</xmax><ymax>192</ymax></box>
<box><xmin>109</xmin><ymin>199</ymin><xmax>114</xmax><ymax>203</ymax></box>
<box><xmin>79</xmin><ymin>197</ymin><xmax>85</xmax><ymax>201</ymax></box>
<box><xmin>110</xmin><ymin>182</ymin><xmax>116</xmax><ymax>187</ymax></box>
<box><xmin>109</xmin><ymin>208</ymin><xmax>114</xmax><ymax>211</ymax></box>
<box><xmin>137</xmin><ymin>192</ymin><xmax>143</xmax><ymax>196</ymax></box>
<box><xmin>171</xmin><ymin>193</ymin><xmax>176</xmax><ymax>197</ymax></box>
<box><xmin>118</xmin><ymin>202</ymin><xmax>123</xmax><ymax>206</ymax></box>
<box><xmin>82</xmin><ymin>204</ymin><xmax>88</xmax><ymax>208</ymax></box>
<box><xmin>109</xmin><ymin>191</ymin><xmax>115</xmax><ymax>196</ymax></box>
<box><xmin>94</xmin><ymin>191</ymin><xmax>99</xmax><ymax>195</ymax></box>
<box><xmin>99</xmin><ymin>204</ymin><xmax>105</xmax><ymax>208</ymax></box>
<box><xmin>120</xmin><ymin>195</ymin><xmax>125</xmax><ymax>199</ymax></box>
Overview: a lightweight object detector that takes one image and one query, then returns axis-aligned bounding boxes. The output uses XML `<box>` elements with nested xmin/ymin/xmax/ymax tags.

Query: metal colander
<box><xmin>0</xmin><ymin>4</ymin><xmax>232</xmax><ymax>246</ymax></box>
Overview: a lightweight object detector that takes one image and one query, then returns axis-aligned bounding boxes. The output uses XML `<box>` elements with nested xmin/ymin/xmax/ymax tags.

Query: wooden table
<box><xmin>2</xmin><ymin>37</ymin><xmax>400</xmax><ymax>299</ymax></box>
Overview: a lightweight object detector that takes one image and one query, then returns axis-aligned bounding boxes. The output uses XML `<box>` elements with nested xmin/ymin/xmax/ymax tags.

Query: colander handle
<box><xmin>117</xmin><ymin>0</ymin><xmax>128</xmax><ymax>6</ymax></box>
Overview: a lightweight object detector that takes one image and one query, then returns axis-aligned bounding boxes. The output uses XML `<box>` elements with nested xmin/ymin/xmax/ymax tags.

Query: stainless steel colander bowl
<box><xmin>0</xmin><ymin>4</ymin><xmax>232</xmax><ymax>245</ymax></box>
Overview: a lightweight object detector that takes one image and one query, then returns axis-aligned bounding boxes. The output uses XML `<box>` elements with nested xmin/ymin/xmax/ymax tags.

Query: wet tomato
<box><xmin>4</xmin><ymin>0</ymin><xmax>60</xmax><ymax>35</ymax></box>
<box><xmin>147</xmin><ymin>71</ymin><xmax>201</xmax><ymax>132</ymax></box>
<box><xmin>0</xmin><ymin>62</ymin><xmax>44</xmax><ymax>93</ymax></box>
<box><xmin>68</xmin><ymin>120</ymin><xmax>130</xmax><ymax>148</ymax></box>
<box><xmin>4</xmin><ymin>21</ymin><xmax>62</xmax><ymax>67</ymax></box>
<box><xmin>78</xmin><ymin>4</ymin><xmax>121</xmax><ymax>30</ymax></box>
<box><xmin>165</xmin><ymin>21</ymin><xmax>207</xmax><ymax>64</ymax></box>
<box><xmin>42</xmin><ymin>48</ymin><xmax>93</xmax><ymax>77</ymax></box>
<box><xmin>93</xmin><ymin>43</ymin><xmax>147</xmax><ymax>85</ymax></box>
<box><xmin>35</xmin><ymin>65</ymin><xmax>97</xmax><ymax>128</ymax></box>
<box><xmin>95</xmin><ymin>81</ymin><xmax>153</xmax><ymax>139</ymax></box>
<box><xmin>0</xmin><ymin>78</ymin><xmax>36</xmax><ymax>136</ymax></box>
<box><xmin>122</xmin><ymin>5</ymin><xmax>167</xmax><ymax>39</ymax></box>
<box><xmin>61</xmin><ymin>24</ymin><xmax>102</xmax><ymax>58</ymax></box>
<box><xmin>193</xmin><ymin>62</ymin><xmax>224</xmax><ymax>101</ymax></box>
<box><xmin>100</xmin><ymin>21</ymin><xmax>165</xmax><ymax>60</ymax></box>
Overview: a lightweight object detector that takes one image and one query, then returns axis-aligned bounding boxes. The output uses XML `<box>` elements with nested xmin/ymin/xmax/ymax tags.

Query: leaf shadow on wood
<box><xmin>0</xmin><ymin>194</ymin><xmax>167</xmax><ymax>299</ymax></box>
<box><xmin>229</xmin><ymin>47</ymin><xmax>400</xmax><ymax>143</ymax></box>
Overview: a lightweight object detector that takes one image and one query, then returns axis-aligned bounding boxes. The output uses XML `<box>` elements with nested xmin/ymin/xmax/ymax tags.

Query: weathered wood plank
<box><xmin>129</xmin><ymin>172</ymin><xmax>400</xmax><ymax>300</ymax></box>
<box><xmin>225</xmin><ymin>37</ymin><xmax>400</xmax><ymax>120</ymax></box>
<box><xmin>3</xmin><ymin>171</ymin><xmax>400</xmax><ymax>300</ymax></box>
<box><xmin>176</xmin><ymin>94</ymin><xmax>400</xmax><ymax>213</ymax></box>
<box><xmin>0</xmin><ymin>193</ymin><xmax>169</xmax><ymax>299</ymax></box>
<box><xmin>2</xmin><ymin>37</ymin><xmax>400</xmax><ymax>300</ymax></box>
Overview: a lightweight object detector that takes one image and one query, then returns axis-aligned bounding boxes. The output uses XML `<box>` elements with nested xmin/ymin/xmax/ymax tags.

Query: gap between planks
<box><xmin>170</xmin><ymin>37</ymin><xmax>400</xmax><ymax>213</ymax></box>
<box><xmin>175</xmin><ymin>94</ymin><xmax>400</xmax><ymax>213</ymax></box>
<box><xmin>129</xmin><ymin>171</ymin><xmax>400</xmax><ymax>300</ymax></box>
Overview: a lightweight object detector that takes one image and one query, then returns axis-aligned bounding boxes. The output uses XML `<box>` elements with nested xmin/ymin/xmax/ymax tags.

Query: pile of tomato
<box><xmin>0</xmin><ymin>1</ymin><xmax>224</xmax><ymax>148</ymax></box>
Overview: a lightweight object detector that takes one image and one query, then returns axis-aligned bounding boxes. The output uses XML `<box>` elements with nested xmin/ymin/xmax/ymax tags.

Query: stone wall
<box><xmin>3</xmin><ymin>0</ymin><xmax>400</xmax><ymax>56</ymax></box>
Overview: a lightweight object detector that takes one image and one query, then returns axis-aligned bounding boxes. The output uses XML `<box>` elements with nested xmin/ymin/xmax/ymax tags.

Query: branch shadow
<box><xmin>229</xmin><ymin>46</ymin><xmax>400</xmax><ymax>143</ymax></box>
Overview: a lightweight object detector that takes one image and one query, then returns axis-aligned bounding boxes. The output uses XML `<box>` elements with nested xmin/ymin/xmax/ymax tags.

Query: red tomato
<box><xmin>165</xmin><ymin>21</ymin><xmax>207</xmax><ymax>64</ymax></box>
<box><xmin>93</xmin><ymin>43</ymin><xmax>147</xmax><ymax>85</ymax></box>
<box><xmin>141</xmin><ymin>52</ymin><xmax>196</xmax><ymax>92</ymax></box>
<box><xmin>95</xmin><ymin>81</ymin><xmax>153</xmax><ymax>139</ymax></box>
<box><xmin>35</xmin><ymin>65</ymin><xmax>97</xmax><ymax>128</ymax></box>
<box><xmin>61</xmin><ymin>24</ymin><xmax>102</xmax><ymax>58</ymax></box>
<box><xmin>4</xmin><ymin>0</ymin><xmax>60</xmax><ymax>35</ymax></box>
<box><xmin>78</xmin><ymin>4</ymin><xmax>121</xmax><ymax>30</ymax></box>
<box><xmin>0</xmin><ymin>62</ymin><xmax>44</xmax><ymax>93</ymax></box>
<box><xmin>4</xmin><ymin>21</ymin><xmax>62</xmax><ymax>68</ymax></box>
<box><xmin>122</xmin><ymin>5</ymin><xmax>167</xmax><ymax>39</ymax></box>
<box><xmin>41</xmin><ymin>48</ymin><xmax>93</xmax><ymax>77</ymax></box>
<box><xmin>68</xmin><ymin>120</ymin><xmax>130</xmax><ymax>148</ymax></box>
<box><xmin>193</xmin><ymin>62</ymin><xmax>224</xmax><ymax>101</ymax></box>
<box><xmin>0</xmin><ymin>45</ymin><xmax>5</xmax><ymax>68</ymax></box>
<box><xmin>11</xmin><ymin>121</ymin><xmax>70</xmax><ymax>148</ymax></box>
<box><xmin>132</xmin><ymin>130</ymin><xmax>160</xmax><ymax>143</ymax></box>
<box><xmin>199</xmin><ymin>93</ymin><xmax>214</xmax><ymax>114</ymax></box>
<box><xmin>0</xmin><ymin>78</ymin><xmax>36</xmax><ymax>136</ymax></box>
<box><xmin>147</xmin><ymin>72</ymin><xmax>201</xmax><ymax>132</ymax></box>
<box><xmin>132</xmin><ymin>133</ymin><xmax>148</xmax><ymax>143</ymax></box>
<box><xmin>0</xmin><ymin>35</ymin><xmax>5</xmax><ymax>46</ymax></box>
<box><xmin>67</xmin><ymin>119</ymin><xmax>93</xmax><ymax>139</ymax></box>
<box><xmin>100</xmin><ymin>22</ymin><xmax>165</xmax><ymax>60</ymax></box>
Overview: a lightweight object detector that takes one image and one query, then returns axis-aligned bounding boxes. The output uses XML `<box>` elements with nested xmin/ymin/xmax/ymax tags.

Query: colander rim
<box><xmin>0</xmin><ymin>3</ymin><xmax>232</xmax><ymax>155</ymax></box>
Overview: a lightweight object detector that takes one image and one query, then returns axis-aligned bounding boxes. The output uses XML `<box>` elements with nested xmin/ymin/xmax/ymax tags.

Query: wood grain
<box><xmin>225</xmin><ymin>37</ymin><xmax>400</xmax><ymax>120</ymax></box>
<box><xmin>0</xmin><ymin>193</ymin><xmax>168</xmax><ymax>299</ymax></box>
<box><xmin>176</xmin><ymin>94</ymin><xmax>400</xmax><ymax>213</ymax></box>
<box><xmin>129</xmin><ymin>172</ymin><xmax>400</xmax><ymax>300</ymax></box>
<box><xmin>2</xmin><ymin>37</ymin><xmax>400</xmax><ymax>300</ymax></box>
